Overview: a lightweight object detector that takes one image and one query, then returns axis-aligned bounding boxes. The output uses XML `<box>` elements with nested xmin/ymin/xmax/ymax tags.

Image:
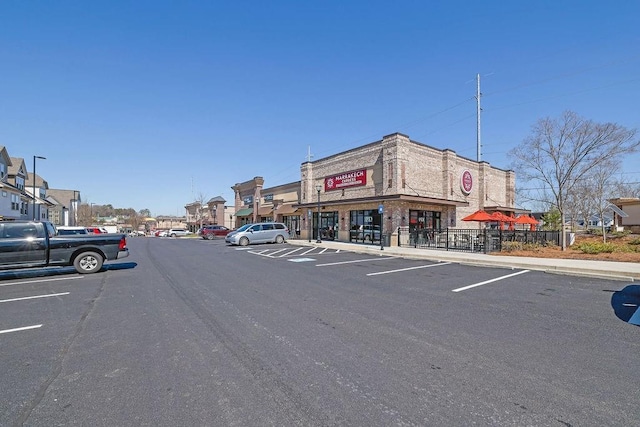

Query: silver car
<box><xmin>167</xmin><ymin>228</ymin><xmax>190</xmax><ymax>237</ymax></box>
<box><xmin>225</xmin><ymin>222</ymin><xmax>289</xmax><ymax>246</ymax></box>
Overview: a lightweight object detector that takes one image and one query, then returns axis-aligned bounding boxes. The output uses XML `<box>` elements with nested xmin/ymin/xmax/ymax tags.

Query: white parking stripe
<box><xmin>0</xmin><ymin>292</ymin><xmax>70</xmax><ymax>303</ymax></box>
<box><xmin>316</xmin><ymin>257</ymin><xmax>395</xmax><ymax>266</ymax></box>
<box><xmin>0</xmin><ymin>324</ymin><xmax>42</xmax><ymax>334</ymax></box>
<box><xmin>267</xmin><ymin>249</ymin><xmax>288</xmax><ymax>257</ymax></box>
<box><xmin>300</xmin><ymin>247</ymin><xmax>317</xmax><ymax>255</ymax></box>
<box><xmin>452</xmin><ymin>270</ymin><xmax>530</xmax><ymax>292</ymax></box>
<box><xmin>278</xmin><ymin>247</ymin><xmax>305</xmax><ymax>257</ymax></box>
<box><xmin>0</xmin><ymin>276</ymin><xmax>83</xmax><ymax>287</ymax></box>
<box><xmin>366</xmin><ymin>262</ymin><xmax>452</xmax><ymax>276</ymax></box>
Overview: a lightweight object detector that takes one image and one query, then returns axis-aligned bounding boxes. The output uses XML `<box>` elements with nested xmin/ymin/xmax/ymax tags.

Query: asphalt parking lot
<box><xmin>2</xmin><ymin>238</ymin><xmax>638</xmax><ymax>425</ymax></box>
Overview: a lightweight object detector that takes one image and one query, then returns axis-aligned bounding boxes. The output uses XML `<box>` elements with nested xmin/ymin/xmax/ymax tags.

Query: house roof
<box><xmin>609</xmin><ymin>197</ymin><xmax>640</xmax><ymax>206</ymax></box>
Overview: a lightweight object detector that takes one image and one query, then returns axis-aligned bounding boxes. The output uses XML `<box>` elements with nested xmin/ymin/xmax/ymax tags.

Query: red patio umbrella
<box><xmin>462</xmin><ymin>210</ymin><xmax>494</xmax><ymax>222</ymax></box>
<box><xmin>515</xmin><ymin>215</ymin><xmax>539</xmax><ymax>231</ymax></box>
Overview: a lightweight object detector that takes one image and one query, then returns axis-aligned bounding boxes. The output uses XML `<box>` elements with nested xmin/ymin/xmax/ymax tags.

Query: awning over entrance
<box><xmin>234</xmin><ymin>208</ymin><xmax>253</xmax><ymax>217</ymax></box>
<box><xmin>258</xmin><ymin>206</ymin><xmax>273</xmax><ymax>216</ymax></box>
<box><xmin>275</xmin><ymin>204</ymin><xmax>299</xmax><ymax>215</ymax></box>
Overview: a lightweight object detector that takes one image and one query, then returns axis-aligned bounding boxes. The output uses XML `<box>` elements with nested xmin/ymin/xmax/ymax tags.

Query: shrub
<box><xmin>501</xmin><ymin>241</ymin><xmax>523</xmax><ymax>252</ymax></box>
<box><xmin>629</xmin><ymin>237</ymin><xmax>640</xmax><ymax>246</ymax></box>
<box><xmin>576</xmin><ymin>242</ymin><xmax>616</xmax><ymax>254</ymax></box>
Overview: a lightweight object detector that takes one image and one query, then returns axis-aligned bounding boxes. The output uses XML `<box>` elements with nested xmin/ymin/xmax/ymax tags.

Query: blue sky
<box><xmin>2</xmin><ymin>1</ymin><xmax>639</xmax><ymax>216</ymax></box>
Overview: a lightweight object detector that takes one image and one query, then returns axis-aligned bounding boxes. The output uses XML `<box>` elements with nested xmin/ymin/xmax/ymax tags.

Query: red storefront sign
<box><xmin>325</xmin><ymin>169</ymin><xmax>367</xmax><ymax>191</ymax></box>
<box><xmin>460</xmin><ymin>170</ymin><xmax>473</xmax><ymax>195</ymax></box>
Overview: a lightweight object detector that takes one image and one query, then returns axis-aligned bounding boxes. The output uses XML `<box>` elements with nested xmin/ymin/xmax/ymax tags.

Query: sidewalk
<box><xmin>289</xmin><ymin>240</ymin><xmax>640</xmax><ymax>281</ymax></box>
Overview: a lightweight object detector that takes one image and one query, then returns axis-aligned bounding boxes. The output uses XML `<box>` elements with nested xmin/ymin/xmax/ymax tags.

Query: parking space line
<box><xmin>0</xmin><ymin>292</ymin><xmax>70</xmax><ymax>303</ymax></box>
<box><xmin>278</xmin><ymin>247</ymin><xmax>305</xmax><ymax>257</ymax></box>
<box><xmin>316</xmin><ymin>257</ymin><xmax>395</xmax><ymax>266</ymax></box>
<box><xmin>267</xmin><ymin>249</ymin><xmax>289</xmax><ymax>257</ymax></box>
<box><xmin>366</xmin><ymin>262</ymin><xmax>452</xmax><ymax>276</ymax></box>
<box><xmin>249</xmin><ymin>249</ymin><xmax>270</xmax><ymax>256</ymax></box>
<box><xmin>300</xmin><ymin>247</ymin><xmax>317</xmax><ymax>256</ymax></box>
<box><xmin>0</xmin><ymin>276</ymin><xmax>83</xmax><ymax>287</ymax></box>
<box><xmin>452</xmin><ymin>270</ymin><xmax>530</xmax><ymax>292</ymax></box>
<box><xmin>0</xmin><ymin>324</ymin><xmax>42</xmax><ymax>335</ymax></box>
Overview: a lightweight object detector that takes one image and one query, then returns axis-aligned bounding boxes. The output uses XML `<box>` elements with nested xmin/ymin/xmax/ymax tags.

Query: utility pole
<box><xmin>476</xmin><ymin>73</ymin><xmax>482</xmax><ymax>162</ymax></box>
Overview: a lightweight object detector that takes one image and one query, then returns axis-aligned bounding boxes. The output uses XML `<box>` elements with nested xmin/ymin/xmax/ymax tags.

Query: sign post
<box><xmin>378</xmin><ymin>204</ymin><xmax>384</xmax><ymax>251</ymax></box>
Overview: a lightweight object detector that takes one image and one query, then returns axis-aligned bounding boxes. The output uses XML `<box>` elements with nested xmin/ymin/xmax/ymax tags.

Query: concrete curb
<box><xmin>289</xmin><ymin>240</ymin><xmax>640</xmax><ymax>281</ymax></box>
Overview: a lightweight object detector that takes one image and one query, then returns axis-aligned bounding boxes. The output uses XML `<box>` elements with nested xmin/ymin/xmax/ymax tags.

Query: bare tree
<box><xmin>194</xmin><ymin>192</ymin><xmax>209</xmax><ymax>231</ymax></box>
<box><xmin>588</xmin><ymin>159</ymin><xmax>619</xmax><ymax>242</ymax></box>
<box><xmin>509</xmin><ymin>111</ymin><xmax>639</xmax><ymax>249</ymax></box>
<box><xmin>567</xmin><ymin>179</ymin><xmax>595</xmax><ymax>233</ymax></box>
<box><xmin>613</xmin><ymin>176</ymin><xmax>640</xmax><ymax>199</ymax></box>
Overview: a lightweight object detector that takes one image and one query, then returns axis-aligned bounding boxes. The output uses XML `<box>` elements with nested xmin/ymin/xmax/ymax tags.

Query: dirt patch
<box><xmin>496</xmin><ymin>234</ymin><xmax>640</xmax><ymax>263</ymax></box>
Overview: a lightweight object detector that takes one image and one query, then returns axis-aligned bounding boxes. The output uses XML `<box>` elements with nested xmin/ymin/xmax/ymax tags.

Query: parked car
<box><xmin>155</xmin><ymin>230</ymin><xmax>168</xmax><ymax>237</ymax></box>
<box><xmin>225</xmin><ymin>222</ymin><xmax>289</xmax><ymax>246</ymax></box>
<box><xmin>57</xmin><ymin>226</ymin><xmax>90</xmax><ymax>236</ymax></box>
<box><xmin>167</xmin><ymin>228</ymin><xmax>190</xmax><ymax>237</ymax></box>
<box><xmin>86</xmin><ymin>227</ymin><xmax>108</xmax><ymax>234</ymax></box>
<box><xmin>0</xmin><ymin>220</ymin><xmax>129</xmax><ymax>274</ymax></box>
<box><xmin>199</xmin><ymin>225</ymin><xmax>231</xmax><ymax>240</ymax></box>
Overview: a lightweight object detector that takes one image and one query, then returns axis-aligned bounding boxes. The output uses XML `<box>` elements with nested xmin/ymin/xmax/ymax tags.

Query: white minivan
<box><xmin>225</xmin><ymin>222</ymin><xmax>289</xmax><ymax>246</ymax></box>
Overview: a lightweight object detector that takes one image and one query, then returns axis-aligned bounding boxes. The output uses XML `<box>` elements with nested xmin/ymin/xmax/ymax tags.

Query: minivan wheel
<box><xmin>275</xmin><ymin>235</ymin><xmax>284</xmax><ymax>244</ymax></box>
<box><xmin>206</xmin><ymin>234</ymin><xmax>215</xmax><ymax>240</ymax></box>
<box><xmin>239</xmin><ymin>237</ymin><xmax>250</xmax><ymax>246</ymax></box>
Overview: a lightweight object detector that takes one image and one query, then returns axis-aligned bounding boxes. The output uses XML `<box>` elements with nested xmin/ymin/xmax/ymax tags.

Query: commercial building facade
<box><xmin>231</xmin><ymin>132</ymin><xmax>515</xmax><ymax>244</ymax></box>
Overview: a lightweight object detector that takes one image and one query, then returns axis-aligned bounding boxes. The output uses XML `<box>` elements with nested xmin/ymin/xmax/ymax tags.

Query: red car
<box><xmin>86</xmin><ymin>227</ymin><xmax>104</xmax><ymax>234</ymax></box>
<box><xmin>199</xmin><ymin>225</ymin><xmax>231</xmax><ymax>240</ymax></box>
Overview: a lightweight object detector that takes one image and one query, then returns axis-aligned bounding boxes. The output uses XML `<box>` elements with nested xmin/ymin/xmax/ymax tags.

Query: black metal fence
<box><xmin>398</xmin><ymin>228</ymin><xmax>561</xmax><ymax>254</ymax></box>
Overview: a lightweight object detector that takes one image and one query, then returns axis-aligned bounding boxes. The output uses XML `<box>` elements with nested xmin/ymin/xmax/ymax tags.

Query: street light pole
<box><xmin>315</xmin><ymin>184</ymin><xmax>322</xmax><ymax>243</ymax></box>
<box><xmin>32</xmin><ymin>155</ymin><xmax>46</xmax><ymax>220</ymax></box>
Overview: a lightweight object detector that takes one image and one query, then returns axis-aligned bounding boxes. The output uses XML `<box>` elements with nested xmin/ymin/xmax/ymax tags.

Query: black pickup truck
<box><xmin>0</xmin><ymin>220</ymin><xmax>130</xmax><ymax>274</ymax></box>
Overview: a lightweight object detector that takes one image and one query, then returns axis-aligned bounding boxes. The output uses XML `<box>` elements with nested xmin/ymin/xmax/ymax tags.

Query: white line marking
<box><xmin>0</xmin><ymin>292</ymin><xmax>70</xmax><ymax>303</ymax></box>
<box><xmin>318</xmin><ymin>248</ymin><xmax>328</xmax><ymax>254</ymax></box>
<box><xmin>249</xmin><ymin>249</ymin><xmax>270</xmax><ymax>256</ymax></box>
<box><xmin>316</xmin><ymin>257</ymin><xmax>395</xmax><ymax>267</ymax></box>
<box><xmin>0</xmin><ymin>324</ymin><xmax>42</xmax><ymax>334</ymax></box>
<box><xmin>452</xmin><ymin>270</ymin><xmax>530</xmax><ymax>292</ymax></box>
<box><xmin>279</xmin><ymin>248</ymin><xmax>304</xmax><ymax>257</ymax></box>
<box><xmin>0</xmin><ymin>276</ymin><xmax>83</xmax><ymax>287</ymax></box>
<box><xmin>300</xmin><ymin>247</ymin><xmax>317</xmax><ymax>255</ymax></box>
<box><xmin>367</xmin><ymin>262</ymin><xmax>452</xmax><ymax>276</ymax></box>
<box><xmin>288</xmin><ymin>258</ymin><xmax>316</xmax><ymax>263</ymax></box>
<box><xmin>267</xmin><ymin>249</ymin><xmax>288</xmax><ymax>257</ymax></box>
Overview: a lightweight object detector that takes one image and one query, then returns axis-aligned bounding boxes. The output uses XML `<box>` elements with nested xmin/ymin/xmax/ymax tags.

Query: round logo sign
<box><xmin>460</xmin><ymin>170</ymin><xmax>473</xmax><ymax>195</ymax></box>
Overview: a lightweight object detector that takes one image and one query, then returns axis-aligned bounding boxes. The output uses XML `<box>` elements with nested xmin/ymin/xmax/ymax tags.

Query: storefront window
<box><xmin>349</xmin><ymin>210</ymin><xmax>381</xmax><ymax>244</ymax></box>
<box><xmin>313</xmin><ymin>211</ymin><xmax>339</xmax><ymax>240</ymax></box>
<box><xmin>409</xmin><ymin>210</ymin><xmax>442</xmax><ymax>233</ymax></box>
<box><xmin>282</xmin><ymin>215</ymin><xmax>301</xmax><ymax>238</ymax></box>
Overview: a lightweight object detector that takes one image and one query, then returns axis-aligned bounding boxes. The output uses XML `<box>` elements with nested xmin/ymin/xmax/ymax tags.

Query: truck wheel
<box><xmin>239</xmin><ymin>237</ymin><xmax>249</xmax><ymax>246</ymax></box>
<box><xmin>73</xmin><ymin>251</ymin><xmax>104</xmax><ymax>274</ymax></box>
<box><xmin>275</xmin><ymin>235</ymin><xmax>285</xmax><ymax>244</ymax></box>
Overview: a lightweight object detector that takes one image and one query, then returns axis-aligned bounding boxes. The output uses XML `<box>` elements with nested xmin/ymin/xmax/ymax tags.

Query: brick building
<box><xmin>233</xmin><ymin>132</ymin><xmax>515</xmax><ymax>244</ymax></box>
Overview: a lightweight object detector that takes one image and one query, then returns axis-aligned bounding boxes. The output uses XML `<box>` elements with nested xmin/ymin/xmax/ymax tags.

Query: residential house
<box><xmin>6</xmin><ymin>156</ymin><xmax>31</xmax><ymax>219</ymax></box>
<box><xmin>609</xmin><ymin>198</ymin><xmax>640</xmax><ymax>233</ymax></box>
<box><xmin>46</xmin><ymin>188</ymin><xmax>82</xmax><ymax>226</ymax></box>
<box><xmin>25</xmin><ymin>172</ymin><xmax>54</xmax><ymax>221</ymax></box>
